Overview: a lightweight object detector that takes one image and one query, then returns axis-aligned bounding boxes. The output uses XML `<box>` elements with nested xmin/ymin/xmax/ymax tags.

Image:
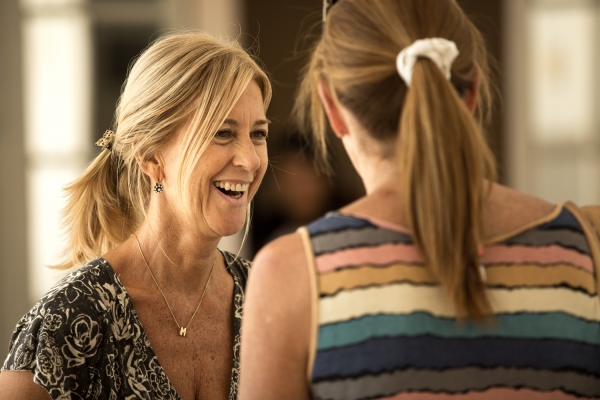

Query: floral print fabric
<box><xmin>2</xmin><ymin>252</ymin><xmax>249</xmax><ymax>400</ymax></box>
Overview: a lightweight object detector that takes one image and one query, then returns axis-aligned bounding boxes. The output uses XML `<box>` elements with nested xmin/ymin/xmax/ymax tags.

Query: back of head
<box><xmin>296</xmin><ymin>0</ymin><xmax>497</xmax><ymax>319</ymax></box>
<box><xmin>58</xmin><ymin>31</ymin><xmax>271</xmax><ymax>269</ymax></box>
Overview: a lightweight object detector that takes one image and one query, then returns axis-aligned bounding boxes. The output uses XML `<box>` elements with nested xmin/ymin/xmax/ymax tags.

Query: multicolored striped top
<box><xmin>298</xmin><ymin>204</ymin><xmax>600</xmax><ymax>400</ymax></box>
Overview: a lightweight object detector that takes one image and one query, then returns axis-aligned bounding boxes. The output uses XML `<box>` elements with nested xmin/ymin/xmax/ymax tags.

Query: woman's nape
<box><xmin>315</xmin><ymin>74</ymin><xmax>480</xmax><ymax>197</ymax></box>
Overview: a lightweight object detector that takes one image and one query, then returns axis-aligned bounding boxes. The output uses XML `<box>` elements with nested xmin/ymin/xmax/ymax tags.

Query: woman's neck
<box><xmin>354</xmin><ymin>151</ymin><xmax>402</xmax><ymax>196</ymax></box>
<box><xmin>133</xmin><ymin>208</ymin><xmax>220</xmax><ymax>287</ymax></box>
<box><xmin>101</xmin><ymin>199</ymin><xmax>222</xmax><ymax>298</ymax></box>
<box><xmin>341</xmin><ymin>153</ymin><xmax>410</xmax><ymax>227</ymax></box>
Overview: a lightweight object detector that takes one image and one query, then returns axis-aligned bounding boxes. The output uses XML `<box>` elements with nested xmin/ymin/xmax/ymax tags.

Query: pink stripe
<box><xmin>315</xmin><ymin>244</ymin><xmax>422</xmax><ymax>273</ymax></box>
<box><xmin>315</xmin><ymin>243</ymin><xmax>594</xmax><ymax>275</ymax></box>
<box><xmin>484</xmin><ymin>245</ymin><xmax>594</xmax><ymax>274</ymax></box>
<box><xmin>381</xmin><ymin>388</ymin><xmax>580</xmax><ymax>400</ymax></box>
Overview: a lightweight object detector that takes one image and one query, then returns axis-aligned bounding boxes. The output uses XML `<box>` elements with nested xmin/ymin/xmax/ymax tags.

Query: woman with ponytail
<box><xmin>239</xmin><ymin>0</ymin><xmax>600</xmax><ymax>398</ymax></box>
<box><xmin>0</xmin><ymin>31</ymin><xmax>271</xmax><ymax>400</ymax></box>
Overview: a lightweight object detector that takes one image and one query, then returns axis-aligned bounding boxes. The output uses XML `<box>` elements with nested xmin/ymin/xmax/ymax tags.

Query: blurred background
<box><xmin>1</xmin><ymin>0</ymin><xmax>599</xmax><ymax>361</ymax></box>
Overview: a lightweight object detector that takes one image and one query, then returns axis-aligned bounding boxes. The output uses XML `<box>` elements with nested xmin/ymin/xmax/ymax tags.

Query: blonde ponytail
<box><xmin>56</xmin><ymin>149</ymin><xmax>139</xmax><ymax>269</ymax></box>
<box><xmin>295</xmin><ymin>0</ymin><xmax>497</xmax><ymax>318</ymax></box>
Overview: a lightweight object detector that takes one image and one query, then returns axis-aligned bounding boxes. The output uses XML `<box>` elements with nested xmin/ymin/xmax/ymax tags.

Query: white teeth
<box><xmin>214</xmin><ymin>182</ymin><xmax>250</xmax><ymax>192</ymax></box>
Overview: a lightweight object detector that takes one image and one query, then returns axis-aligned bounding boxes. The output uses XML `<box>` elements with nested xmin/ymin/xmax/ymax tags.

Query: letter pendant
<box><xmin>179</xmin><ymin>327</ymin><xmax>187</xmax><ymax>337</ymax></box>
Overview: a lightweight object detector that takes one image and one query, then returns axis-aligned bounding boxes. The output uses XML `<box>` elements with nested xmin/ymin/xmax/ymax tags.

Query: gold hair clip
<box><xmin>95</xmin><ymin>130</ymin><xmax>115</xmax><ymax>151</ymax></box>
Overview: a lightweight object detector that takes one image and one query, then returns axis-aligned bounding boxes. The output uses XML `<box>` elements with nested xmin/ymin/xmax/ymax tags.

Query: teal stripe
<box><xmin>317</xmin><ymin>312</ymin><xmax>600</xmax><ymax>350</ymax></box>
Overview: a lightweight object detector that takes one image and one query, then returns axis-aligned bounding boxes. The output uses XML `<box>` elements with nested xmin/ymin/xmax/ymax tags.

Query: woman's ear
<box><xmin>463</xmin><ymin>68</ymin><xmax>480</xmax><ymax>114</ymax></box>
<box><xmin>136</xmin><ymin>152</ymin><xmax>163</xmax><ymax>183</ymax></box>
<box><xmin>317</xmin><ymin>81</ymin><xmax>350</xmax><ymax>138</ymax></box>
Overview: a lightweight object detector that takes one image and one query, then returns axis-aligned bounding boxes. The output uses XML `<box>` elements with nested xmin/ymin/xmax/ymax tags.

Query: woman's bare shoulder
<box><xmin>249</xmin><ymin>232</ymin><xmax>311</xmax><ymax>305</ymax></box>
<box><xmin>0</xmin><ymin>370</ymin><xmax>51</xmax><ymax>400</ymax></box>
<box><xmin>254</xmin><ymin>232</ymin><xmax>307</xmax><ymax>268</ymax></box>
<box><xmin>240</xmin><ymin>232</ymin><xmax>313</xmax><ymax>399</ymax></box>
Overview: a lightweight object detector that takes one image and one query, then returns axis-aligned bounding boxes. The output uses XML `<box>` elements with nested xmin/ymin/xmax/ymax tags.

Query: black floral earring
<box><xmin>154</xmin><ymin>182</ymin><xmax>163</xmax><ymax>193</ymax></box>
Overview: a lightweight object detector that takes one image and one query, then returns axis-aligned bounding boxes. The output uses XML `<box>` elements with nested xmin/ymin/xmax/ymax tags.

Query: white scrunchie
<box><xmin>396</xmin><ymin>38</ymin><xmax>459</xmax><ymax>87</ymax></box>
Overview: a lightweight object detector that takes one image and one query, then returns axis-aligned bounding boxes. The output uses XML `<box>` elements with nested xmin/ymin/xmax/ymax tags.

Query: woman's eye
<box><xmin>252</xmin><ymin>130</ymin><xmax>268</xmax><ymax>141</ymax></box>
<box><xmin>214</xmin><ymin>130</ymin><xmax>233</xmax><ymax>140</ymax></box>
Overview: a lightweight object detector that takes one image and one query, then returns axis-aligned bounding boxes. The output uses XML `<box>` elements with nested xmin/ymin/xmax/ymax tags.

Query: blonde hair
<box><xmin>57</xmin><ymin>31</ymin><xmax>271</xmax><ymax>269</ymax></box>
<box><xmin>295</xmin><ymin>0</ymin><xmax>497</xmax><ymax>318</ymax></box>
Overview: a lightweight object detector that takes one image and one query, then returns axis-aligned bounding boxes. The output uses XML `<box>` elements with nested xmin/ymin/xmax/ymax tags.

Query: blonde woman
<box><xmin>0</xmin><ymin>31</ymin><xmax>271</xmax><ymax>400</ymax></box>
<box><xmin>239</xmin><ymin>0</ymin><xmax>600</xmax><ymax>399</ymax></box>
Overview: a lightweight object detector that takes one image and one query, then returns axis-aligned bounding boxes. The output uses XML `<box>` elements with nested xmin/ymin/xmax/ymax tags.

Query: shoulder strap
<box><xmin>580</xmin><ymin>205</ymin><xmax>600</xmax><ymax>236</ymax></box>
<box><xmin>296</xmin><ymin>227</ymin><xmax>319</xmax><ymax>386</ymax></box>
<box><xmin>564</xmin><ymin>201</ymin><xmax>600</xmax><ymax>294</ymax></box>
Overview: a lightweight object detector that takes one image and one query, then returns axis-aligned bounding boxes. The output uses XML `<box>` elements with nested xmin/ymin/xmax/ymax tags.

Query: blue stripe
<box><xmin>312</xmin><ymin>335</ymin><xmax>600</xmax><ymax>380</ymax></box>
<box><xmin>504</xmin><ymin>228</ymin><xmax>590</xmax><ymax>255</ymax></box>
<box><xmin>307</xmin><ymin>214</ymin><xmax>375</xmax><ymax>236</ymax></box>
<box><xmin>317</xmin><ymin>312</ymin><xmax>600</xmax><ymax>350</ymax></box>
<box><xmin>539</xmin><ymin>208</ymin><xmax>583</xmax><ymax>232</ymax></box>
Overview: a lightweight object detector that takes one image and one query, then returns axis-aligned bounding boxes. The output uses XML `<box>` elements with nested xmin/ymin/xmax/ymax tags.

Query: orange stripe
<box><xmin>486</xmin><ymin>264</ymin><xmax>596</xmax><ymax>294</ymax></box>
<box><xmin>318</xmin><ymin>263</ymin><xmax>596</xmax><ymax>296</ymax></box>
<box><xmin>484</xmin><ymin>245</ymin><xmax>593</xmax><ymax>273</ymax></box>
<box><xmin>319</xmin><ymin>264</ymin><xmax>436</xmax><ymax>296</ymax></box>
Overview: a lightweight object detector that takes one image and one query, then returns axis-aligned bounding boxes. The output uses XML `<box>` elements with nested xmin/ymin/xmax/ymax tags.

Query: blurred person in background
<box><xmin>0</xmin><ymin>31</ymin><xmax>271</xmax><ymax>400</ymax></box>
<box><xmin>258</xmin><ymin>137</ymin><xmax>338</xmax><ymax>245</ymax></box>
<box><xmin>239</xmin><ymin>0</ymin><xmax>600</xmax><ymax>399</ymax></box>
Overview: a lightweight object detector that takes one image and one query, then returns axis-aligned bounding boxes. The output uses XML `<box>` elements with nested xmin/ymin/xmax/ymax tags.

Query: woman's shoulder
<box><xmin>252</xmin><ymin>233</ymin><xmax>308</xmax><ymax>277</ymax></box>
<box><xmin>3</xmin><ymin>258</ymin><xmax>120</xmax><ymax>370</ymax></box>
<box><xmin>2</xmin><ymin>257</ymin><xmax>168</xmax><ymax>399</ymax></box>
<box><xmin>32</xmin><ymin>257</ymin><xmax>119</xmax><ymax>315</ymax></box>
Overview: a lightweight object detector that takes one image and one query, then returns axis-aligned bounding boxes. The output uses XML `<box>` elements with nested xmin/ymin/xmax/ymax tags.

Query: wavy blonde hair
<box><xmin>295</xmin><ymin>0</ymin><xmax>497</xmax><ymax>319</ymax></box>
<box><xmin>57</xmin><ymin>31</ymin><xmax>271</xmax><ymax>269</ymax></box>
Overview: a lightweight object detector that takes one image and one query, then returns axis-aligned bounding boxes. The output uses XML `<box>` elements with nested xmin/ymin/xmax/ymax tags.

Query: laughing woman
<box><xmin>0</xmin><ymin>31</ymin><xmax>271</xmax><ymax>400</ymax></box>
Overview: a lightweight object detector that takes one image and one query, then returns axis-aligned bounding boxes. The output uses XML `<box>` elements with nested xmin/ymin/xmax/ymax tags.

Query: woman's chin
<box><xmin>211</xmin><ymin>219</ymin><xmax>246</xmax><ymax>239</ymax></box>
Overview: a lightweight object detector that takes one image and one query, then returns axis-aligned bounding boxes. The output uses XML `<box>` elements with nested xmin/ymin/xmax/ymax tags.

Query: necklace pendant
<box><xmin>179</xmin><ymin>327</ymin><xmax>187</xmax><ymax>337</ymax></box>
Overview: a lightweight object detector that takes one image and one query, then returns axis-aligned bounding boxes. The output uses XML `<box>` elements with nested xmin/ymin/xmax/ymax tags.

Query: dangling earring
<box><xmin>154</xmin><ymin>182</ymin><xmax>164</xmax><ymax>193</ymax></box>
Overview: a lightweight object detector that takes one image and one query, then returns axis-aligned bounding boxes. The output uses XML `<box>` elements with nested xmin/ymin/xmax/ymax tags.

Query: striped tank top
<box><xmin>299</xmin><ymin>204</ymin><xmax>600</xmax><ymax>399</ymax></box>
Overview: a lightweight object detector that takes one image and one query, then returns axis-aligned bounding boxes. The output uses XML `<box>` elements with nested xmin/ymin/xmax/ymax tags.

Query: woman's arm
<box><xmin>0</xmin><ymin>371</ymin><xmax>51</xmax><ymax>400</ymax></box>
<box><xmin>239</xmin><ymin>233</ymin><xmax>313</xmax><ymax>400</ymax></box>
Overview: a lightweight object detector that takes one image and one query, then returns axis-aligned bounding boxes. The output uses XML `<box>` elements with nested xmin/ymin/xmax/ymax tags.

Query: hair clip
<box><xmin>95</xmin><ymin>130</ymin><xmax>115</xmax><ymax>151</ymax></box>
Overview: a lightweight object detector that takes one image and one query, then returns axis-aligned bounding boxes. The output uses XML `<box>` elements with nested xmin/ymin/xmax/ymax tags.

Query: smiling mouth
<box><xmin>214</xmin><ymin>181</ymin><xmax>250</xmax><ymax>199</ymax></box>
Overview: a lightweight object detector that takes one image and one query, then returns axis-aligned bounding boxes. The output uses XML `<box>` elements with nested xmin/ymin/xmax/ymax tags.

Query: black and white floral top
<box><xmin>2</xmin><ymin>252</ymin><xmax>250</xmax><ymax>400</ymax></box>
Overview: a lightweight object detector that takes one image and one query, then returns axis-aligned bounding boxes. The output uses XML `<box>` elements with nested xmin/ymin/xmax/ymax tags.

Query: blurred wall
<box><xmin>504</xmin><ymin>0</ymin><xmax>600</xmax><ymax>206</ymax></box>
<box><xmin>0</xmin><ymin>0</ymin><xmax>29</xmax><ymax>365</ymax></box>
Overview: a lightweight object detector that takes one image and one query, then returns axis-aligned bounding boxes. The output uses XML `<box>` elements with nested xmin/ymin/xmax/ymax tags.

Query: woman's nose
<box><xmin>233</xmin><ymin>136</ymin><xmax>261</xmax><ymax>172</ymax></box>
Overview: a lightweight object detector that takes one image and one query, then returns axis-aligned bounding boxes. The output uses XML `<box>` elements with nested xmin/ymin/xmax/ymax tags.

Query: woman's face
<box><xmin>161</xmin><ymin>80</ymin><xmax>269</xmax><ymax>238</ymax></box>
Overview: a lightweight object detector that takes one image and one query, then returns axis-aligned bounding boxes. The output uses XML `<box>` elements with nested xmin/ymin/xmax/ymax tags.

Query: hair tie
<box><xmin>396</xmin><ymin>38</ymin><xmax>459</xmax><ymax>87</ymax></box>
<box><xmin>95</xmin><ymin>130</ymin><xmax>115</xmax><ymax>151</ymax></box>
